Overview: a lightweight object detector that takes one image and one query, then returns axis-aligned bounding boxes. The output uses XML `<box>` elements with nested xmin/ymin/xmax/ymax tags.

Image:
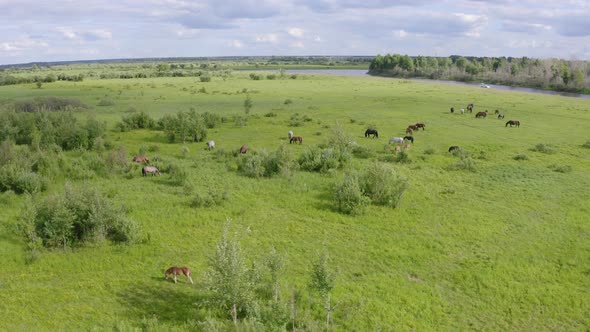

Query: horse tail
<box><xmin>375</xmin><ymin>131</ymin><xmax>378</xmax><ymax>138</ymax></box>
<box><xmin>142</xmin><ymin>167</ymin><xmax>146</xmax><ymax>176</ymax></box>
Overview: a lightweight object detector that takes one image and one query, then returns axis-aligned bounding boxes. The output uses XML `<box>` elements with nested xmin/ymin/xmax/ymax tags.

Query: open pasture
<box><xmin>0</xmin><ymin>72</ymin><xmax>589</xmax><ymax>330</ymax></box>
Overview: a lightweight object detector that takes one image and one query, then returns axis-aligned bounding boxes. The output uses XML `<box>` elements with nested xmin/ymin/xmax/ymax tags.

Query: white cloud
<box><xmin>56</xmin><ymin>27</ymin><xmax>112</xmax><ymax>41</ymax></box>
<box><xmin>288</xmin><ymin>27</ymin><xmax>304</xmax><ymax>38</ymax></box>
<box><xmin>314</xmin><ymin>35</ymin><xmax>322</xmax><ymax>42</ymax></box>
<box><xmin>290</xmin><ymin>41</ymin><xmax>304</xmax><ymax>48</ymax></box>
<box><xmin>393</xmin><ymin>29</ymin><xmax>408</xmax><ymax>38</ymax></box>
<box><xmin>255</xmin><ymin>33</ymin><xmax>279</xmax><ymax>43</ymax></box>
<box><xmin>0</xmin><ymin>38</ymin><xmax>48</xmax><ymax>52</ymax></box>
<box><xmin>230</xmin><ymin>39</ymin><xmax>244</xmax><ymax>48</ymax></box>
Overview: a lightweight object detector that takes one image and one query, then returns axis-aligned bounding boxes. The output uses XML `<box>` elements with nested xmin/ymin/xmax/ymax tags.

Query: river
<box><xmin>281</xmin><ymin>69</ymin><xmax>590</xmax><ymax>100</ymax></box>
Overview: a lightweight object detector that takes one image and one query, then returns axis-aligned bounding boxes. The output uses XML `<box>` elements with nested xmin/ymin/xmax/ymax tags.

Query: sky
<box><xmin>1</xmin><ymin>0</ymin><xmax>590</xmax><ymax>65</ymax></box>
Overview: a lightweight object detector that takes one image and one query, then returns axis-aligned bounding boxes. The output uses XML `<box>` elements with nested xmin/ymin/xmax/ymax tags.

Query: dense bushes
<box><xmin>334</xmin><ymin>163</ymin><xmax>408</xmax><ymax>215</ymax></box>
<box><xmin>298</xmin><ymin>146</ymin><xmax>350</xmax><ymax>173</ymax></box>
<box><xmin>0</xmin><ymin>110</ymin><xmax>105</xmax><ymax>150</ymax></box>
<box><xmin>157</xmin><ymin>110</ymin><xmax>208</xmax><ymax>143</ymax></box>
<box><xmin>18</xmin><ymin>185</ymin><xmax>141</xmax><ymax>249</ymax></box>
<box><xmin>238</xmin><ymin>145</ymin><xmax>295</xmax><ymax>178</ymax></box>
<box><xmin>116</xmin><ymin>110</ymin><xmax>156</xmax><ymax>131</ymax></box>
<box><xmin>13</xmin><ymin>97</ymin><xmax>89</xmax><ymax>112</ymax></box>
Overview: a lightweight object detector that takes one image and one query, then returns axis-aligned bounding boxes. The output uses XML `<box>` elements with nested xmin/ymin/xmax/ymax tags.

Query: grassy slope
<box><xmin>0</xmin><ymin>73</ymin><xmax>589</xmax><ymax>330</ymax></box>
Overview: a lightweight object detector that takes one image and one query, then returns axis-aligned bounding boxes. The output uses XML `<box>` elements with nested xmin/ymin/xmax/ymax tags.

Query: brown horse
<box><xmin>290</xmin><ymin>136</ymin><xmax>303</xmax><ymax>144</ymax></box>
<box><xmin>475</xmin><ymin>111</ymin><xmax>487</xmax><ymax>118</ymax></box>
<box><xmin>467</xmin><ymin>103</ymin><xmax>474</xmax><ymax>113</ymax></box>
<box><xmin>240</xmin><ymin>144</ymin><xmax>248</xmax><ymax>154</ymax></box>
<box><xmin>506</xmin><ymin>120</ymin><xmax>520</xmax><ymax>127</ymax></box>
<box><xmin>165</xmin><ymin>266</ymin><xmax>194</xmax><ymax>284</ymax></box>
<box><xmin>405</xmin><ymin>127</ymin><xmax>413</xmax><ymax>135</ymax></box>
<box><xmin>415</xmin><ymin>123</ymin><xmax>426</xmax><ymax>130</ymax></box>
<box><xmin>132</xmin><ymin>155</ymin><xmax>150</xmax><ymax>163</ymax></box>
<box><xmin>142</xmin><ymin>166</ymin><xmax>160</xmax><ymax>176</ymax></box>
<box><xmin>407</xmin><ymin>124</ymin><xmax>419</xmax><ymax>131</ymax></box>
<box><xmin>448</xmin><ymin>145</ymin><xmax>460</xmax><ymax>153</ymax></box>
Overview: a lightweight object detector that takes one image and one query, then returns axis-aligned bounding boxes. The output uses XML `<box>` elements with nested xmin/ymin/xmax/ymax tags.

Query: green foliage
<box><xmin>449</xmin><ymin>155</ymin><xmax>477</xmax><ymax>172</ymax></box>
<box><xmin>204</xmin><ymin>222</ymin><xmax>259</xmax><ymax>319</ymax></box>
<box><xmin>165</xmin><ymin>163</ymin><xmax>188</xmax><ymax>185</ymax></box>
<box><xmin>157</xmin><ymin>110</ymin><xmax>208</xmax><ymax>143</ymax></box>
<box><xmin>244</xmin><ymin>94</ymin><xmax>253</xmax><ymax>115</ymax></box>
<box><xmin>309</xmin><ymin>252</ymin><xmax>335</xmax><ymax>297</ymax></box>
<box><xmin>549</xmin><ymin>164</ymin><xmax>572</xmax><ymax>173</ymax></box>
<box><xmin>17</xmin><ymin>184</ymin><xmax>140</xmax><ymax>249</ymax></box>
<box><xmin>284</xmin><ymin>99</ymin><xmax>293</xmax><ymax>105</ymax></box>
<box><xmin>238</xmin><ymin>146</ymin><xmax>295</xmax><ymax>178</ymax></box>
<box><xmin>13</xmin><ymin>96</ymin><xmax>89</xmax><ymax>112</ymax></box>
<box><xmin>360</xmin><ymin>162</ymin><xmax>408</xmax><ymax>208</ymax></box>
<box><xmin>334</xmin><ymin>172</ymin><xmax>370</xmax><ymax>215</ymax></box>
<box><xmin>190</xmin><ymin>188</ymin><xmax>230</xmax><ymax>208</ymax></box>
<box><xmin>97</xmin><ymin>98</ymin><xmax>115</xmax><ymax>106</ymax></box>
<box><xmin>531</xmin><ymin>143</ymin><xmax>554</xmax><ymax>154</ymax></box>
<box><xmin>513</xmin><ymin>153</ymin><xmax>529</xmax><ymax>160</ymax></box>
<box><xmin>423</xmin><ymin>148</ymin><xmax>436</xmax><ymax>155</ymax></box>
<box><xmin>298</xmin><ymin>146</ymin><xmax>348</xmax><ymax>173</ymax></box>
<box><xmin>582</xmin><ymin>140</ymin><xmax>590</xmax><ymax>148</ymax></box>
<box><xmin>117</xmin><ymin>110</ymin><xmax>155</xmax><ymax>131</ymax></box>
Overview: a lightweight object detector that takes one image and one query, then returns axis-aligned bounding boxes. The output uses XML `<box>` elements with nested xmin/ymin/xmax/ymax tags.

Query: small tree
<box><xmin>204</xmin><ymin>221</ymin><xmax>258</xmax><ymax>323</ymax></box>
<box><xmin>243</xmin><ymin>94</ymin><xmax>253</xmax><ymax>115</ymax></box>
<box><xmin>309</xmin><ymin>251</ymin><xmax>336</xmax><ymax>331</ymax></box>
<box><xmin>36</xmin><ymin>82</ymin><xmax>43</xmax><ymax>89</ymax></box>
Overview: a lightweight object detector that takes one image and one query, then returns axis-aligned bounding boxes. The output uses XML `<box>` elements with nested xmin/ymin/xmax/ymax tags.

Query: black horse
<box><xmin>505</xmin><ymin>120</ymin><xmax>520</xmax><ymax>127</ymax></box>
<box><xmin>450</xmin><ymin>107</ymin><xmax>455</xmax><ymax>113</ymax></box>
<box><xmin>448</xmin><ymin>146</ymin><xmax>460</xmax><ymax>153</ymax></box>
<box><xmin>365</xmin><ymin>129</ymin><xmax>378</xmax><ymax>138</ymax></box>
<box><xmin>403</xmin><ymin>135</ymin><xmax>414</xmax><ymax>143</ymax></box>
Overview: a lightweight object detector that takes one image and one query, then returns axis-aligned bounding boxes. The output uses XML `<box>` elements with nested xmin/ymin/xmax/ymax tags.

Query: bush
<box><xmin>199</xmin><ymin>75</ymin><xmax>211</xmax><ymax>82</ymax></box>
<box><xmin>549</xmin><ymin>164</ymin><xmax>572</xmax><ymax>173</ymax></box>
<box><xmin>17</xmin><ymin>185</ymin><xmax>141</xmax><ymax>249</ymax></box>
<box><xmin>0</xmin><ymin>163</ymin><xmax>48</xmax><ymax>194</ymax></box>
<box><xmin>394</xmin><ymin>151</ymin><xmax>411</xmax><ymax>163</ymax></box>
<box><xmin>190</xmin><ymin>188</ymin><xmax>230</xmax><ymax>208</ymax></box>
<box><xmin>284</xmin><ymin>99</ymin><xmax>293</xmax><ymax>105</ymax></box>
<box><xmin>513</xmin><ymin>153</ymin><xmax>528</xmax><ymax>160</ymax></box>
<box><xmin>531</xmin><ymin>143</ymin><xmax>554</xmax><ymax>154</ymax></box>
<box><xmin>298</xmin><ymin>146</ymin><xmax>345</xmax><ymax>173</ymax></box>
<box><xmin>165</xmin><ymin>163</ymin><xmax>188</xmax><ymax>185</ymax></box>
<box><xmin>351</xmin><ymin>145</ymin><xmax>374</xmax><ymax>159</ymax></box>
<box><xmin>97</xmin><ymin>99</ymin><xmax>115</xmax><ymax>106</ymax></box>
<box><xmin>334</xmin><ymin>172</ymin><xmax>370</xmax><ymax>215</ymax></box>
<box><xmin>582</xmin><ymin>140</ymin><xmax>590</xmax><ymax>148</ymax></box>
<box><xmin>448</xmin><ymin>156</ymin><xmax>476</xmax><ymax>172</ymax></box>
<box><xmin>360</xmin><ymin>163</ymin><xmax>408</xmax><ymax>208</ymax></box>
<box><xmin>237</xmin><ymin>146</ymin><xmax>294</xmax><ymax>178</ymax></box>
<box><xmin>264</xmin><ymin>112</ymin><xmax>277</xmax><ymax>117</ymax></box>
<box><xmin>117</xmin><ymin>111</ymin><xmax>155</xmax><ymax>131</ymax></box>
<box><xmin>423</xmin><ymin>148</ymin><xmax>436</xmax><ymax>155</ymax></box>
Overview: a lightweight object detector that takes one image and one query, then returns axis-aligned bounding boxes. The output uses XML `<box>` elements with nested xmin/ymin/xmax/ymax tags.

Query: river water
<box><xmin>282</xmin><ymin>69</ymin><xmax>590</xmax><ymax>100</ymax></box>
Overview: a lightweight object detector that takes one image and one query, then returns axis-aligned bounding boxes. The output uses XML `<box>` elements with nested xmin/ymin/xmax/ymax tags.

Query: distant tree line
<box><xmin>369</xmin><ymin>54</ymin><xmax>590</xmax><ymax>93</ymax></box>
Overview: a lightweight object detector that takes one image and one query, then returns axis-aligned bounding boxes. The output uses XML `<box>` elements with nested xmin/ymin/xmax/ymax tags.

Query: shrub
<box><xmin>531</xmin><ymin>143</ymin><xmax>554</xmax><ymax>154</ymax></box>
<box><xmin>284</xmin><ymin>99</ymin><xmax>293</xmax><ymax>105</ymax></box>
<box><xmin>448</xmin><ymin>156</ymin><xmax>476</xmax><ymax>172</ymax></box>
<box><xmin>165</xmin><ymin>163</ymin><xmax>188</xmax><ymax>185</ymax></box>
<box><xmin>582</xmin><ymin>140</ymin><xmax>590</xmax><ymax>148</ymax></box>
<box><xmin>423</xmin><ymin>148</ymin><xmax>436</xmax><ymax>155</ymax></box>
<box><xmin>264</xmin><ymin>112</ymin><xmax>277</xmax><ymax>117</ymax></box>
<box><xmin>360</xmin><ymin>162</ymin><xmax>408</xmax><ymax>208</ymax></box>
<box><xmin>394</xmin><ymin>151</ymin><xmax>411</xmax><ymax>163</ymax></box>
<box><xmin>513</xmin><ymin>153</ymin><xmax>528</xmax><ymax>160</ymax></box>
<box><xmin>18</xmin><ymin>185</ymin><xmax>140</xmax><ymax>249</ymax></box>
<box><xmin>97</xmin><ymin>99</ymin><xmax>115</xmax><ymax>106</ymax></box>
<box><xmin>351</xmin><ymin>145</ymin><xmax>374</xmax><ymax>159</ymax></box>
<box><xmin>237</xmin><ymin>146</ymin><xmax>295</xmax><ymax>178</ymax></box>
<box><xmin>266</xmin><ymin>74</ymin><xmax>277</xmax><ymax>80</ymax></box>
<box><xmin>199</xmin><ymin>75</ymin><xmax>211</xmax><ymax>82</ymax></box>
<box><xmin>201</xmin><ymin>112</ymin><xmax>221</xmax><ymax>129</ymax></box>
<box><xmin>298</xmin><ymin>146</ymin><xmax>341</xmax><ymax>173</ymax></box>
<box><xmin>334</xmin><ymin>172</ymin><xmax>370</xmax><ymax>215</ymax></box>
<box><xmin>549</xmin><ymin>164</ymin><xmax>572</xmax><ymax>173</ymax></box>
<box><xmin>0</xmin><ymin>163</ymin><xmax>48</xmax><ymax>194</ymax></box>
<box><xmin>190</xmin><ymin>188</ymin><xmax>230</xmax><ymax>208</ymax></box>
<box><xmin>117</xmin><ymin>111</ymin><xmax>155</xmax><ymax>131</ymax></box>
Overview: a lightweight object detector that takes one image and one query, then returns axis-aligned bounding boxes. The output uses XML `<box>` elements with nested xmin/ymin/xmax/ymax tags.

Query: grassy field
<box><xmin>1</xmin><ymin>71</ymin><xmax>589</xmax><ymax>331</ymax></box>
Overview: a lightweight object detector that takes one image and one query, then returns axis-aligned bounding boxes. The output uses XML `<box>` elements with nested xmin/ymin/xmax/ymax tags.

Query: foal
<box><xmin>165</xmin><ymin>266</ymin><xmax>194</xmax><ymax>284</ymax></box>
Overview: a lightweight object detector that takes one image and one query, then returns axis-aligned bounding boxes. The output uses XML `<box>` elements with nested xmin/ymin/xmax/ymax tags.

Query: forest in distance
<box><xmin>2</xmin><ymin>55</ymin><xmax>590</xmax><ymax>94</ymax></box>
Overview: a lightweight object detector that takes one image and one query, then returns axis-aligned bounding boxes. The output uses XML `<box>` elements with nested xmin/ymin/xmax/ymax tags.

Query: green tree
<box><xmin>243</xmin><ymin>94</ymin><xmax>253</xmax><ymax>115</ymax></box>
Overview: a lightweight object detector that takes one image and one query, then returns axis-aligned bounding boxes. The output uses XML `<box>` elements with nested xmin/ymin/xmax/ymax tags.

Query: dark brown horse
<box><xmin>239</xmin><ymin>145</ymin><xmax>248</xmax><ymax>154</ymax></box>
<box><xmin>132</xmin><ymin>155</ymin><xmax>150</xmax><ymax>163</ymax></box>
<box><xmin>505</xmin><ymin>120</ymin><xmax>520</xmax><ymax>127</ymax></box>
<box><xmin>290</xmin><ymin>136</ymin><xmax>303</xmax><ymax>144</ymax></box>
<box><xmin>407</xmin><ymin>124</ymin><xmax>419</xmax><ymax>131</ymax></box>
<box><xmin>475</xmin><ymin>111</ymin><xmax>487</xmax><ymax>118</ymax></box>
<box><xmin>467</xmin><ymin>103</ymin><xmax>474</xmax><ymax>113</ymax></box>
<box><xmin>165</xmin><ymin>266</ymin><xmax>194</xmax><ymax>284</ymax></box>
<box><xmin>415</xmin><ymin>123</ymin><xmax>426</xmax><ymax>130</ymax></box>
<box><xmin>405</xmin><ymin>127</ymin><xmax>413</xmax><ymax>135</ymax></box>
<box><xmin>364</xmin><ymin>129</ymin><xmax>378</xmax><ymax>138</ymax></box>
<box><xmin>142</xmin><ymin>166</ymin><xmax>160</xmax><ymax>176</ymax></box>
<box><xmin>448</xmin><ymin>145</ymin><xmax>460</xmax><ymax>153</ymax></box>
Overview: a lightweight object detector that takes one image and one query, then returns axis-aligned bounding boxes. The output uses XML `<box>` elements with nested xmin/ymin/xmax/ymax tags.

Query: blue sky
<box><xmin>1</xmin><ymin>0</ymin><xmax>589</xmax><ymax>65</ymax></box>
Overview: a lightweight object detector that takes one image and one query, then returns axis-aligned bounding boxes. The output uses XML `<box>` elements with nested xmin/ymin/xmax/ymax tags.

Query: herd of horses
<box><xmin>451</xmin><ymin>104</ymin><xmax>519</xmax><ymax>126</ymax></box>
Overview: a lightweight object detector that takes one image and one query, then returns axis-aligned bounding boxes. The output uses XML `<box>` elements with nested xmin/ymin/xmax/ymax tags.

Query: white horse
<box><xmin>206</xmin><ymin>140</ymin><xmax>215</xmax><ymax>150</ymax></box>
<box><xmin>460</xmin><ymin>108</ymin><xmax>465</xmax><ymax>114</ymax></box>
<box><xmin>389</xmin><ymin>137</ymin><xmax>404</xmax><ymax>144</ymax></box>
<box><xmin>288</xmin><ymin>130</ymin><xmax>294</xmax><ymax>139</ymax></box>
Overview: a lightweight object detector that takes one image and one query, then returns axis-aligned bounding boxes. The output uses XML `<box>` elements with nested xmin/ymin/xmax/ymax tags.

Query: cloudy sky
<box><xmin>1</xmin><ymin>0</ymin><xmax>590</xmax><ymax>65</ymax></box>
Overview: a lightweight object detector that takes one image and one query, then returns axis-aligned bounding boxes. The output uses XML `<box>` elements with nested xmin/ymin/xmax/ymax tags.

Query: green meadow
<box><xmin>1</xmin><ymin>71</ymin><xmax>589</xmax><ymax>331</ymax></box>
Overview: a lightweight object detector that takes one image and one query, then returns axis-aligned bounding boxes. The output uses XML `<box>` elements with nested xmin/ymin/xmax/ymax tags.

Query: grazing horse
<box><xmin>450</xmin><ymin>107</ymin><xmax>455</xmax><ymax>113</ymax></box>
<box><xmin>506</xmin><ymin>120</ymin><xmax>520</xmax><ymax>127</ymax></box>
<box><xmin>403</xmin><ymin>135</ymin><xmax>414</xmax><ymax>143</ymax></box>
<box><xmin>498</xmin><ymin>114</ymin><xmax>505</xmax><ymax>119</ymax></box>
<box><xmin>467</xmin><ymin>103</ymin><xmax>474</xmax><ymax>113</ymax></box>
<box><xmin>364</xmin><ymin>129</ymin><xmax>379</xmax><ymax>138</ymax></box>
<box><xmin>165</xmin><ymin>266</ymin><xmax>194</xmax><ymax>284</ymax></box>
<box><xmin>142</xmin><ymin>166</ymin><xmax>160</xmax><ymax>176</ymax></box>
<box><xmin>475</xmin><ymin>111</ymin><xmax>487</xmax><ymax>118</ymax></box>
<box><xmin>405</xmin><ymin>127</ymin><xmax>413</xmax><ymax>135</ymax></box>
<box><xmin>132</xmin><ymin>155</ymin><xmax>150</xmax><ymax>164</ymax></box>
<box><xmin>494</xmin><ymin>109</ymin><xmax>500</xmax><ymax>115</ymax></box>
<box><xmin>389</xmin><ymin>137</ymin><xmax>404</xmax><ymax>144</ymax></box>
<box><xmin>460</xmin><ymin>109</ymin><xmax>465</xmax><ymax>114</ymax></box>
<box><xmin>239</xmin><ymin>144</ymin><xmax>248</xmax><ymax>154</ymax></box>
<box><xmin>206</xmin><ymin>140</ymin><xmax>215</xmax><ymax>150</ymax></box>
<box><xmin>448</xmin><ymin>145</ymin><xmax>460</xmax><ymax>153</ymax></box>
<box><xmin>415</xmin><ymin>123</ymin><xmax>426</xmax><ymax>130</ymax></box>
<box><xmin>288</xmin><ymin>130</ymin><xmax>294</xmax><ymax>139</ymax></box>
<box><xmin>407</xmin><ymin>124</ymin><xmax>419</xmax><ymax>131</ymax></box>
<box><xmin>290</xmin><ymin>136</ymin><xmax>303</xmax><ymax>144</ymax></box>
